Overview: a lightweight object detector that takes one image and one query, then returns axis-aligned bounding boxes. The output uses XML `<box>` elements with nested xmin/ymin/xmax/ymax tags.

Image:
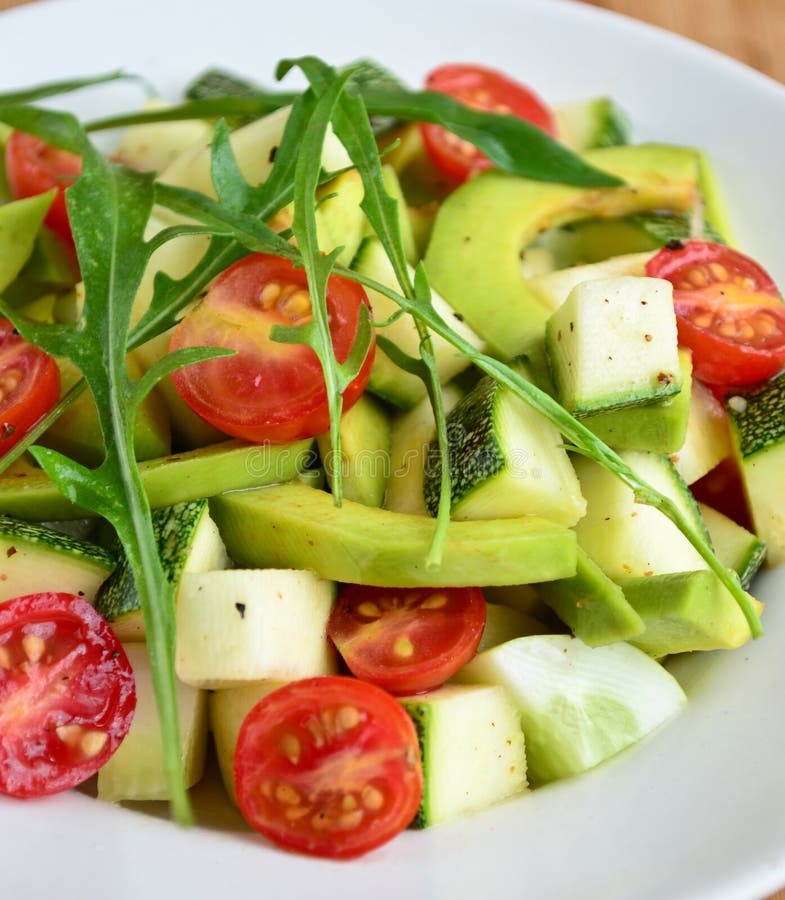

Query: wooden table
<box><xmin>0</xmin><ymin>0</ymin><xmax>783</xmax><ymax>896</ymax></box>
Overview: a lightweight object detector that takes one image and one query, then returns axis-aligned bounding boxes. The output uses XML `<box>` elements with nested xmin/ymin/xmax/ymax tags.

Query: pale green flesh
<box><xmin>0</xmin><ymin>438</ymin><xmax>312</xmax><ymax>520</ymax></box>
<box><xmin>454</xmin><ymin>634</ymin><xmax>686</xmax><ymax>784</ymax></box>
<box><xmin>401</xmin><ymin>684</ymin><xmax>527</xmax><ymax>828</ymax></box>
<box><xmin>698</xmin><ymin>502</ymin><xmax>767</xmax><ymax>590</ymax></box>
<box><xmin>209</xmin><ymin>481</ymin><xmax>577</xmax><ymax>587</ymax></box>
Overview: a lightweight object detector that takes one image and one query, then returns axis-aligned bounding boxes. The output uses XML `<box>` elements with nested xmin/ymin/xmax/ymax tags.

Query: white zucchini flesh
<box><xmin>454</xmin><ymin>634</ymin><xmax>686</xmax><ymax>784</ymax></box>
<box><xmin>97</xmin><ymin>643</ymin><xmax>208</xmax><ymax>802</ymax></box>
<box><xmin>175</xmin><ymin>568</ymin><xmax>337</xmax><ymax>689</ymax></box>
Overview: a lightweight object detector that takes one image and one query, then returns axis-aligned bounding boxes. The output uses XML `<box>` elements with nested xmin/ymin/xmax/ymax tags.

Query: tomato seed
<box><xmin>284</xmin><ymin>806</ymin><xmax>310</xmax><ymax>821</ymax></box>
<box><xmin>275</xmin><ymin>783</ymin><xmax>302</xmax><ymax>805</ymax></box>
<box><xmin>342</xmin><ymin>794</ymin><xmax>358</xmax><ymax>811</ymax></box>
<box><xmin>21</xmin><ymin>634</ymin><xmax>46</xmax><ymax>664</ymax></box>
<box><xmin>279</xmin><ymin>733</ymin><xmax>301</xmax><ymax>764</ymax></box>
<box><xmin>709</xmin><ymin>262</ymin><xmax>729</xmax><ymax>281</ymax></box>
<box><xmin>56</xmin><ymin>724</ymin><xmax>83</xmax><ymax>748</ymax></box>
<box><xmin>689</xmin><ymin>269</ymin><xmax>709</xmax><ymax>287</ymax></box>
<box><xmin>0</xmin><ymin>645</ymin><xmax>11</xmax><ymax>670</ymax></box>
<box><xmin>393</xmin><ymin>635</ymin><xmax>415</xmax><ymax>658</ymax></box>
<box><xmin>259</xmin><ymin>282</ymin><xmax>282</xmax><ymax>307</ymax></box>
<box><xmin>420</xmin><ymin>592</ymin><xmax>448</xmax><ymax>610</ymax></box>
<box><xmin>357</xmin><ymin>601</ymin><xmax>381</xmax><ymax>619</ymax></box>
<box><xmin>718</xmin><ymin>320</ymin><xmax>739</xmax><ymax>338</ymax></box>
<box><xmin>80</xmin><ymin>730</ymin><xmax>108</xmax><ymax>758</ymax></box>
<box><xmin>335</xmin><ymin>705</ymin><xmax>360</xmax><ymax>732</ymax></box>
<box><xmin>361</xmin><ymin>785</ymin><xmax>385</xmax><ymax>811</ymax></box>
<box><xmin>337</xmin><ymin>809</ymin><xmax>364</xmax><ymax>830</ymax></box>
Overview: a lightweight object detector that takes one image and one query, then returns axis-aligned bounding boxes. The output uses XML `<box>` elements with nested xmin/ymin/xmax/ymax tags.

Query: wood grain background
<box><xmin>0</xmin><ymin>0</ymin><xmax>783</xmax><ymax>896</ymax></box>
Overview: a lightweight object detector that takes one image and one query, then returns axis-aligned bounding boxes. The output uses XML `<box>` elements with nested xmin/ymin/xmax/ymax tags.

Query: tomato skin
<box><xmin>327</xmin><ymin>584</ymin><xmax>487</xmax><ymax>695</ymax></box>
<box><xmin>170</xmin><ymin>253</ymin><xmax>375</xmax><ymax>444</ymax></box>
<box><xmin>234</xmin><ymin>675</ymin><xmax>422</xmax><ymax>859</ymax></box>
<box><xmin>419</xmin><ymin>63</ymin><xmax>556</xmax><ymax>183</ymax></box>
<box><xmin>5</xmin><ymin>131</ymin><xmax>82</xmax><ymax>245</ymax></box>
<box><xmin>646</xmin><ymin>240</ymin><xmax>785</xmax><ymax>386</ymax></box>
<box><xmin>0</xmin><ymin>592</ymin><xmax>135</xmax><ymax>798</ymax></box>
<box><xmin>0</xmin><ymin>319</ymin><xmax>60</xmax><ymax>458</ymax></box>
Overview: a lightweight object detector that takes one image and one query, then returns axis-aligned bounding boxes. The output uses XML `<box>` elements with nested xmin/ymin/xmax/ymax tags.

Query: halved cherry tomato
<box><xmin>169</xmin><ymin>253</ymin><xmax>375</xmax><ymax>444</ymax></box>
<box><xmin>234</xmin><ymin>675</ymin><xmax>422</xmax><ymax>859</ymax></box>
<box><xmin>646</xmin><ymin>240</ymin><xmax>785</xmax><ymax>386</ymax></box>
<box><xmin>327</xmin><ymin>584</ymin><xmax>487</xmax><ymax>695</ymax></box>
<box><xmin>690</xmin><ymin>457</ymin><xmax>754</xmax><ymax>533</ymax></box>
<box><xmin>419</xmin><ymin>63</ymin><xmax>556</xmax><ymax>183</ymax></box>
<box><xmin>5</xmin><ymin>131</ymin><xmax>82</xmax><ymax>246</ymax></box>
<box><xmin>0</xmin><ymin>319</ymin><xmax>60</xmax><ymax>458</ymax></box>
<box><xmin>0</xmin><ymin>592</ymin><xmax>136</xmax><ymax>798</ymax></box>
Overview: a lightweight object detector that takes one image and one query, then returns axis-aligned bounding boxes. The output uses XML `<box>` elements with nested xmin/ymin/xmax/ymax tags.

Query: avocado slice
<box><xmin>40</xmin><ymin>353</ymin><xmax>171</xmax><ymax>467</ymax></box>
<box><xmin>0</xmin><ymin>438</ymin><xmax>313</xmax><ymax>521</ymax></box>
<box><xmin>423</xmin><ymin>143</ymin><xmax>708</xmax><ymax>359</ymax></box>
<box><xmin>209</xmin><ymin>481</ymin><xmax>577</xmax><ymax>587</ymax></box>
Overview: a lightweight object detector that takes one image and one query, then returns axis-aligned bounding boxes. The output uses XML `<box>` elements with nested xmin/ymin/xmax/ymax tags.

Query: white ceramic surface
<box><xmin>1</xmin><ymin>1</ymin><xmax>784</xmax><ymax>898</ymax></box>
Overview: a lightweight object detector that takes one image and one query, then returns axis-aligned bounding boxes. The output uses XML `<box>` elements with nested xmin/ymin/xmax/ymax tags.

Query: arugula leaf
<box><xmin>0</xmin><ymin>71</ymin><xmax>134</xmax><ymax>106</ymax></box>
<box><xmin>85</xmin><ymin>61</ymin><xmax>621</xmax><ymax>189</ymax></box>
<box><xmin>0</xmin><ymin>104</ymin><xmax>230</xmax><ymax>823</ymax></box>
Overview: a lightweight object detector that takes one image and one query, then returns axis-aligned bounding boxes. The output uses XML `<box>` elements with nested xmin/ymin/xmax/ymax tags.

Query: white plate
<box><xmin>2</xmin><ymin>1</ymin><xmax>785</xmax><ymax>897</ymax></box>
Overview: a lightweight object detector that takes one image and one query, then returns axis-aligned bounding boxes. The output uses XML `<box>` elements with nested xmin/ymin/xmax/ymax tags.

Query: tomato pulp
<box><xmin>0</xmin><ymin>318</ymin><xmax>60</xmax><ymax>458</ymax></box>
<box><xmin>0</xmin><ymin>592</ymin><xmax>136</xmax><ymax>798</ymax></box>
<box><xmin>234</xmin><ymin>676</ymin><xmax>422</xmax><ymax>858</ymax></box>
<box><xmin>328</xmin><ymin>584</ymin><xmax>487</xmax><ymax>695</ymax></box>
<box><xmin>646</xmin><ymin>240</ymin><xmax>785</xmax><ymax>386</ymax></box>
<box><xmin>420</xmin><ymin>63</ymin><xmax>556</xmax><ymax>183</ymax></box>
<box><xmin>170</xmin><ymin>253</ymin><xmax>375</xmax><ymax>443</ymax></box>
<box><xmin>5</xmin><ymin>131</ymin><xmax>82</xmax><ymax>246</ymax></box>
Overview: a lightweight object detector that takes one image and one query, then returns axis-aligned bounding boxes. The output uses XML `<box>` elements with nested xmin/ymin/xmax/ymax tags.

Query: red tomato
<box><xmin>169</xmin><ymin>253</ymin><xmax>375</xmax><ymax>444</ymax></box>
<box><xmin>5</xmin><ymin>131</ymin><xmax>82</xmax><ymax>245</ymax></box>
<box><xmin>327</xmin><ymin>584</ymin><xmax>487</xmax><ymax>695</ymax></box>
<box><xmin>646</xmin><ymin>240</ymin><xmax>785</xmax><ymax>386</ymax></box>
<box><xmin>0</xmin><ymin>319</ymin><xmax>60</xmax><ymax>458</ymax></box>
<box><xmin>234</xmin><ymin>675</ymin><xmax>422</xmax><ymax>858</ymax></box>
<box><xmin>419</xmin><ymin>63</ymin><xmax>556</xmax><ymax>183</ymax></box>
<box><xmin>690</xmin><ymin>457</ymin><xmax>754</xmax><ymax>533</ymax></box>
<box><xmin>0</xmin><ymin>592</ymin><xmax>136</xmax><ymax>798</ymax></box>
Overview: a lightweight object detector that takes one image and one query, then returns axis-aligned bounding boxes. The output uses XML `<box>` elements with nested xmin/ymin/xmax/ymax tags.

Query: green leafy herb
<box><xmin>0</xmin><ymin>70</ymin><xmax>134</xmax><ymax>106</ymax></box>
<box><xmin>0</xmin><ymin>103</ymin><xmax>231</xmax><ymax>824</ymax></box>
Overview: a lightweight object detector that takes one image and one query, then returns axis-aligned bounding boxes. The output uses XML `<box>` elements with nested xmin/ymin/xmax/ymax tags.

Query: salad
<box><xmin>0</xmin><ymin>41</ymin><xmax>783</xmax><ymax>869</ymax></box>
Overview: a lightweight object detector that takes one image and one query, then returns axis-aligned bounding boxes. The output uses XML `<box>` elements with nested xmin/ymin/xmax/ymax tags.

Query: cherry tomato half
<box><xmin>646</xmin><ymin>240</ymin><xmax>785</xmax><ymax>386</ymax></box>
<box><xmin>328</xmin><ymin>584</ymin><xmax>487</xmax><ymax>695</ymax></box>
<box><xmin>234</xmin><ymin>675</ymin><xmax>422</xmax><ymax>859</ymax></box>
<box><xmin>0</xmin><ymin>319</ymin><xmax>60</xmax><ymax>459</ymax></box>
<box><xmin>0</xmin><ymin>592</ymin><xmax>136</xmax><ymax>798</ymax></box>
<box><xmin>170</xmin><ymin>253</ymin><xmax>375</xmax><ymax>444</ymax></box>
<box><xmin>419</xmin><ymin>63</ymin><xmax>556</xmax><ymax>183</ymax></box>
<box><xmin>5</xmin><ymin>131</ymin><xmax>82</xmax><ymax>246</ymax></box>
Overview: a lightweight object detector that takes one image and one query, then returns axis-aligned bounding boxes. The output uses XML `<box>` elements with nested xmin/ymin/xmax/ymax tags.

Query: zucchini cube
<box><xmin>546</xmin><ymin>275</ymin><xmax>681</xmax><ymax>415</ymax></box>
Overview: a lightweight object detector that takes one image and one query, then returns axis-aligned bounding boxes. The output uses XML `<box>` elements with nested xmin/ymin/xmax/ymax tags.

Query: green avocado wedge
<box><xmin>0</xmin><ymin>438</ymin><xmax>313</xmax><ymax>521</ymax></box>
<box><xmin>210</xmin><ymin>481</ymin><xmax>577</xmax><ymax>586</ymax></box>
<box><xmin>424</xmin><ymin>143</ymin><xmax>708</xmax><ymax>359</ymax></box>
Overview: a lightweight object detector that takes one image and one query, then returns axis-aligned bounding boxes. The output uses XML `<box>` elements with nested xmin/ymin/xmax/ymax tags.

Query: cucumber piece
<box><xmin>0</xmin><ymin>192</ymin><xmax>53</xmax><ymax>293</ymax></box>
<box><xmin>352</xmin><ymin>235</ymin><xmax>486</xmax><ymax>409</ymax></box>
<box><xmin>400</xmin><ymin>684</ymin><xmax>527</xmax><ymax>828</ymax></box>
<box><xmin>554</xmin><ymin>96</ymin><xmax>630</xmax><ymax>152</ymax></box>
<box><xmin>671</xmin><ymin>377</ymin><xmax>732</xmax><ymax>485</ymax></box>
<box><xmin>573</xmin><ymin>450</ymin><xmax>710</xmax><ymax>580</ymax></box>
<box><xmin>546</xmin><ymin>276</ymin><xmax>682</xmax><ymax>416</ymax></box>
<box><xmin>175</xmin><ymin>568</ymin><xmax>338</xmax><ymax>689</ymax></box>
<box><xmin>454</xmin><ymin>634</ymin><xmax>687</xmax><ymax>784</ymax></box>
<box><xmin>476</xmin><ymin>602</ymin><xmax>549</xmax><ymax>652</ymax></box>
<box><xmin>316</xmin><ymin>393</ymin><xmax>391</xmax><ymax>508</ymax></box>
<box><xmin>697</xmin><ymin>502</ymin><xmax>766</xmax><ymax>590</ymax></box>
<box><xmin>528</xmin><ymin>251</ymin><xmax>654</xmax><ymax>312</ymax></box>
<box><xmin>97</xmin><ymin>643</ymin><xmax>208</xmax><ymax>802</ymax></box>
<box><xmin>95</xmin><ymin>499</ymin><xmax>229</xmax><ymax>641</ymax></box>
<box><xmin>581</xmin><ymin>348</ymin><xmax>692</xmax><ymax>454</ymax></box>
<box><xmin>209</xmin><ymin>481</ymin><xmax>578</xmax><ymax>587</ymax></box>
<box><xmin>209</xmin><ymin>681</ymin><xmax>285</xmax><ymax>806</ymax></box>
<box><xmin>538</xmin><ymin>547</ymin><xmax>644</xmax><ymax>646</ymax></box>
<box><xmin>724</xmin><ymin>375</ymin><xmax>785</xmax><ymax>565</ymax></box>
<box><xmin>112</xmin><ymin>98</ymin><xmax>214</xmax><ymax>172</ymax></box>
<box><xmin>0</xmin><ymin>437</ymin><xmax>313</xmax><ymax>521</ymax></box>
<box><xmin>620</xmin><ymin>570</ymin><xmax>757</xmax><ymax>657</ymax></box>
<box><xmin>422</xmin><ymin>369</ymin><xmax>586</xmax><ymax>527</ymax></box>
<box><xmin>0</xmin><ymin>516</ymin><xmax>115</xmax><ymax>605</ymax></box>
<box><xmin>385</xmin><ymin>383</ymin><xmax>465</xmax><ymax>516</ymax></box>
